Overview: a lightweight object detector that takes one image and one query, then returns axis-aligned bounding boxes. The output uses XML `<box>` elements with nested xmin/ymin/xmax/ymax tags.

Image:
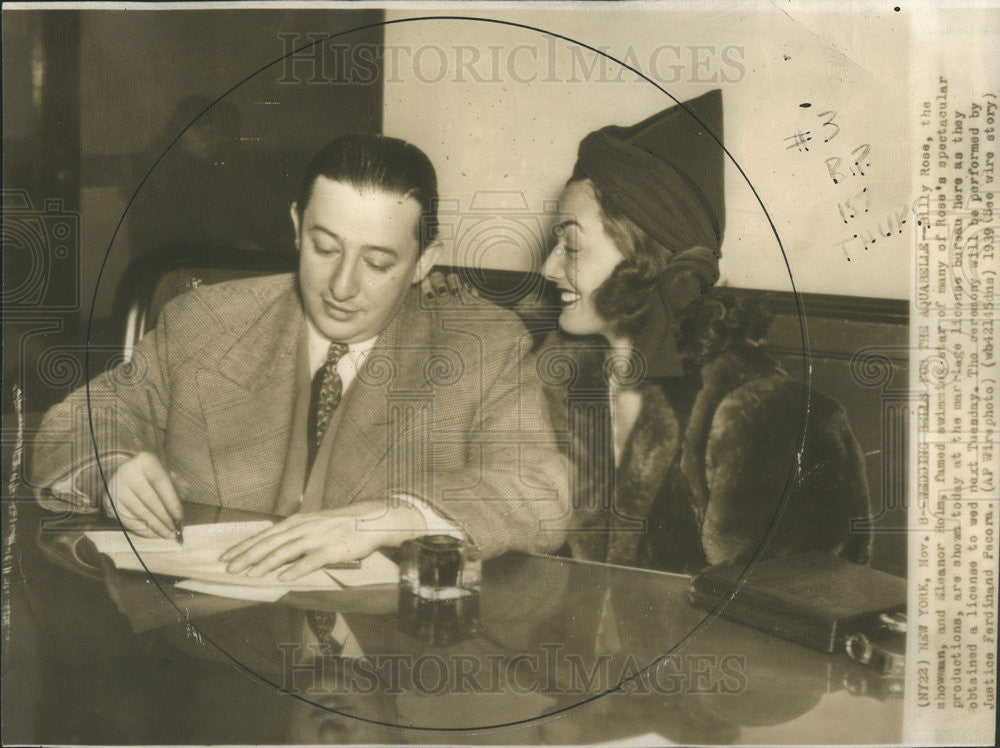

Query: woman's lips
<box><xmin>560</xmin><ymin>290</ymin><xmax>581</xmax><ymax>304</ymax></box>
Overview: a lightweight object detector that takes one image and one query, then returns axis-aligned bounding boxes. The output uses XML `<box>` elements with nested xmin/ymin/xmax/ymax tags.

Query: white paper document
<box><xmin>85</xmin><ymin>522</ymin><xmax>398</xmax><ymax>594</ymax></box>
<box><xmin>87</xmin><ymin>520</ymin><xmax>275</xmax><ymax>555</ymax></box>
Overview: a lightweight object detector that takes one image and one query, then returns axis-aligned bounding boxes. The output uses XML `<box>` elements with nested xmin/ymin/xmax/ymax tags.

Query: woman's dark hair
<box><xmin>675</xmin><ymin>288</ymin><xmax>771</xmax><ymax>366</ymax></box>
<box><xmin>568</xmin><ymin>170</ymin><xmax>768</xmax><ymax>363</ymax></box>
<box><xmin>297</xmin><ymin>133</ymin><xmax>439</xmax><ymax>253</ymax></box>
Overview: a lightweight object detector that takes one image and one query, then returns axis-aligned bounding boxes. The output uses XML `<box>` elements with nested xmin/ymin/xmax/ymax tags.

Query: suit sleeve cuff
<box><xmin>37</xmin><ymin>451</ymin><xmax>135</xmax><ymax>514</ymax></box>
<box><xmin>392</xmin><ymin>493</ymin><xmax>464</xmax><ymax>539</ymax></box>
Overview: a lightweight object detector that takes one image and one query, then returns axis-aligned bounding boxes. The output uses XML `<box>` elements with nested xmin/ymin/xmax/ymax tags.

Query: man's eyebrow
<box><xmin>309</xmin><ymin>225</ymin><xmax>342</xmax><ymax>242</ymax></box>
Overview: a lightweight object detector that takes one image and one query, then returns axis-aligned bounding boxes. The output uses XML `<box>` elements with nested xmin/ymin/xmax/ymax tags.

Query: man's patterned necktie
<box><xmin>305</xmin><ymin>341</ymin><xmax>350</xmax><ymax>658</ymax></box>
<box><xmin>306</xmin><ymin>609</ymin><xmax>348</xmax><ymax>659</ymax></box>
<box><xmin>305</xmin><ymin>341</ymin><xmax>350</xmax><ymax>480</ymax></box>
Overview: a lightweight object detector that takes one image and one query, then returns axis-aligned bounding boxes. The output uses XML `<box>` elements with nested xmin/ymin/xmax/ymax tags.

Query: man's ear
<box><xmin>289</xmin><ymin>202</ymin><xmax>301</xmax><ymax>250</ymax></box>
<box><xmin>411</xmin><ymin>238</ymin><xmax>443</xmax><ymax>284</ymax></box>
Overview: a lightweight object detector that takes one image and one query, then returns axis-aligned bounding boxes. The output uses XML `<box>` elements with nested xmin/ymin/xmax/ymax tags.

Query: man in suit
<box><xmin>31</xmin><ymin>134</ymin><xmax>569</xmax><ymax>578</ymax></box>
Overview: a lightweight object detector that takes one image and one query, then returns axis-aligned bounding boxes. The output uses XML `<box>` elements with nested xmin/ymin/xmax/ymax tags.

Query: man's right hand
<box><xmin>103</xmin><ymin>452</ymin><xmax>182</xmax><ymax>538</ymax></box>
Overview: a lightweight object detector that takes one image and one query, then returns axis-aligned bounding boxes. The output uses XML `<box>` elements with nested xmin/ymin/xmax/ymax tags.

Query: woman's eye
<box><xmin>366</xmin><ymin>260</ymin><xmax>393</xmax><ymax>273</ymax></box>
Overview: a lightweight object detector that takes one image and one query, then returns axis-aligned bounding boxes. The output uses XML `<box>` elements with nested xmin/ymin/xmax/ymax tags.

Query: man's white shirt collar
<box><xmin>305</xmin><ymin>318</ymin><xmax>377</xmax><ymax>387</ymax></box>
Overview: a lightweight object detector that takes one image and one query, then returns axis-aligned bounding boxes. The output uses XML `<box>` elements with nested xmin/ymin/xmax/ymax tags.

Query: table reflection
<box><xmin>24</xmin><ymin>502</ymin><xmax>902</xmax><ymax>744</ymax></box>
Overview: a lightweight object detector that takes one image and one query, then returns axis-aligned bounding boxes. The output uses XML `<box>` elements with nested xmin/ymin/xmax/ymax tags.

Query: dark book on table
<box><xmin>688</xmin><ymin>552</ymin><xmax>906</xmax><ymax>653</ymax></box>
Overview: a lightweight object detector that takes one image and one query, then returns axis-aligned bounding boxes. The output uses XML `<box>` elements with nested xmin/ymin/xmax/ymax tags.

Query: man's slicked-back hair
<box><xmin>297</xmin><ymin>133</ymin><xmax>439</xmax><ymax>254</ymax></box>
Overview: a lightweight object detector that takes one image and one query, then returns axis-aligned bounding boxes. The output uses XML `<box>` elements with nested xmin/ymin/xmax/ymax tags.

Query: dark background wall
<box><xmin>4</xmin><ymin>9</ymin><xmax>385</xmax><ymax>419</ymax></box>
<box><xmin>78</xmin><ymin>10</ymin><xmax>385</xmax><ymax>317</ymax></box>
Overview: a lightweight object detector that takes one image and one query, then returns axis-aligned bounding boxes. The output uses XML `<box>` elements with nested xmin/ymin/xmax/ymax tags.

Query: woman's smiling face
<box><xmin>542</xmin><ymin>179</ymin><xmax>625</xmax><ymax>340</ymax></box>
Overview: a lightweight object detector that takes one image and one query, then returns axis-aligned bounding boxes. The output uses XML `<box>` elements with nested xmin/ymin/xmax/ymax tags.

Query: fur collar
<box><xmin>543</xmin><ymin>336</ymin><xmax>786</xmax><ymax>566</ymax></box>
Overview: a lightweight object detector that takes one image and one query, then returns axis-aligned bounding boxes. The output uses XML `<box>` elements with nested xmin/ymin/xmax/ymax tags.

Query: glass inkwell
<box><xmin>398</xmin><ymin>535</ymin><xmax>481</xmax><ymax>646</ymax></box>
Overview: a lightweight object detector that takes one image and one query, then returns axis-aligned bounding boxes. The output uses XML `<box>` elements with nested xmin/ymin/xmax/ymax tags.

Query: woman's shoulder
<box><xmin>694</xmin><ymin>342</ymin><xmax>786</xmax><ymax>400</ymax></box>
<box><xmin>701</xmin><ymin>345</ymin><xmax>851</xmax><ymax>444</ymax></box>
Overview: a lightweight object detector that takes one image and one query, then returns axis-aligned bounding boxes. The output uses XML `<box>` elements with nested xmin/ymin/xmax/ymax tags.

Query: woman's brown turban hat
<box><xmin>574</xmin><ymin>89</ymin><xmax>725</xmax><ymax>377</ymax></box>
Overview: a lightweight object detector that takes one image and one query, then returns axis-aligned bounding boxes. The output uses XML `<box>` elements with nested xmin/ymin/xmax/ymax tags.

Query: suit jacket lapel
<box><xmin>198</xmin><ymin>284</ymin><xmax>302</xmax><ymax>513</ymax></box>
<box><xmin>319</xmin><ymin>288</ymin><xmax>430</xmax><ymax>509</ymax></box>
<box><xmin>274</xmin><ymin>324</ymin><xmax>313</xmax><ymax>516</ymax></box>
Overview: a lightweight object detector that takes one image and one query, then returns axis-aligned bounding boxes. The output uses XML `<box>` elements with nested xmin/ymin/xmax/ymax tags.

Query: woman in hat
<box><xmin>538</xmin><ymin>90</ymin><xmax>873</xmax><ymax>574</ymax></box>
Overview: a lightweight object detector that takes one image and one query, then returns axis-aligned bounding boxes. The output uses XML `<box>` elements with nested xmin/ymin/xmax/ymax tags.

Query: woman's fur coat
<box><xmin>540</xmin><ymin>333</ymin><xmax>873</xmax><ymax>574</ymax></box>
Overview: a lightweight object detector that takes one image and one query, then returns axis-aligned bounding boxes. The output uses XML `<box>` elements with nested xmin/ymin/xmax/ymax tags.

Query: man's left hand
<box><xmin>219</xmin><ymin>501</ymin><xmax>426</xmax><ymax>581</ymax></box>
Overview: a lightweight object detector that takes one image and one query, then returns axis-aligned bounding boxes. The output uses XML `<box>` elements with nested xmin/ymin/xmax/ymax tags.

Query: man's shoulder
<box><xmin>174</xmin><ymin>272</ymin><xmax>296</xmax><ymax>313</ymax></box>
<box><xmin>391</xmin><ymin>291</ymin><xmax>543</xmax><ymax>391</ymax></box>
<box><xmin>418</xmin><ymin>290</ymin><xmax>530</xmax><ymax>347</ymax></box>
<box><xmin>159</xmin><ymin>273</ymin><xmax>297</xmax><ymax>331</ymax></box>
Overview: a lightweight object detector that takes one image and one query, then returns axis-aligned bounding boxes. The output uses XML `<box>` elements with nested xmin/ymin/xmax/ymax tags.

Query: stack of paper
<box><xmin>85</xmin><ymin>521</ymin><xmax>398</xmax><ymax>601</ymax></box>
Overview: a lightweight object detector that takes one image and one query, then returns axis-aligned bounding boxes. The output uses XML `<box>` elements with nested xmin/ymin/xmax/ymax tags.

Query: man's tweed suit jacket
<box><xmin>31</xmin><ymin>274</ymin><xmax>570</xmax><ymax>558</ymax></box>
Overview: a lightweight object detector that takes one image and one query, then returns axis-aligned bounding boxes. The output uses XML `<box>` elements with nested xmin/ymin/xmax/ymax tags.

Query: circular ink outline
<box><xmin>84</xmin><ymin>14</ymin><xmax>812</xmax><ymax>737</ymax></box>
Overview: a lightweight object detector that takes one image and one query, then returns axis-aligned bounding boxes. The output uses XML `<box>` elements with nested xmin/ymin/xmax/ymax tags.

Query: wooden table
<box><xmin>4</xmin><ymin>500</ymin><xmax>903</xmax><ymax>745</ymax></box>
